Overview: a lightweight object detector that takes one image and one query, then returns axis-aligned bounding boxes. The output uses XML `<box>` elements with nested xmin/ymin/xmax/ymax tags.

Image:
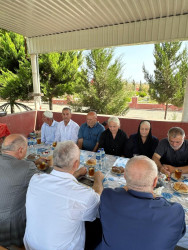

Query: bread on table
<box><xmin>86</xmin><ymin>159</ymin><xmax>96</xmax><ymax>166</ymax></box>
<box><xmin>112</xmin><ymin>166</ymin><xmax>124</xmax><ymax>174</ymax></box>
<box><xmin>174</xmin><ymin>182</ymin><xmax>188</xmax><ymax>193</ymax></box>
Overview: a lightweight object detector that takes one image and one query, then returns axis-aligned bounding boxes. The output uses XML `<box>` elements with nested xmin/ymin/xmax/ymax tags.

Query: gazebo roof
<box><xmin>0</xmin><ymin>0</ymin><xmax>188</xmax><ymax>54</ymax></box>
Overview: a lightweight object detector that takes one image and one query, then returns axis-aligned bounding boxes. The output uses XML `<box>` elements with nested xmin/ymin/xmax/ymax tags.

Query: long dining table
<box><xmin>27</xmin><ymin>145</ymin><xmax>188</xmax><ymax>249</ymax></box>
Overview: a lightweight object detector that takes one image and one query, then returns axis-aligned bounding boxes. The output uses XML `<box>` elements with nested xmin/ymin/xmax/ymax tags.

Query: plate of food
<box><xmin>111</xmin><ymin>166</ymin><xmax>125</xmax><ymax>176</ymax></box>
<box><xmin>171</xmin><ymin>182</ymin><xmax>188</xmax><ymax>195</ymax></box>
<box><xmin>171</xmin><ymin>173</ymin><xmax>188</xmax><ymax>182</ymax></box>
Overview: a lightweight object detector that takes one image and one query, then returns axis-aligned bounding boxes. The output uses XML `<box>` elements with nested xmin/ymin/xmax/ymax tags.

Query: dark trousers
<box><xmin>85</xmin><ymin>218</ymin><xmax>102</xmax><ymax>250</ymax></box>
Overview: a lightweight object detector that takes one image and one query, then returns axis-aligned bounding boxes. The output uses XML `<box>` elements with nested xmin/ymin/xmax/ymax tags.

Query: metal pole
<box><xmin>182</xmin><ymin>75</ymin><xmax>188</xmax><ymax>121</ymax></box>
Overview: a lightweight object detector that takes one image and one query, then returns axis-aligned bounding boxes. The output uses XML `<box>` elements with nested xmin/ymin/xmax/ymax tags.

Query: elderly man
<box><xmin>153</xmin><ymin>127</ymin><xmax>188</xmax><ymax>175</ymax></box>
<box><xmin>78</xmin><ymin>111</ymin><xmax>105</xmax><ymax>152</ymax></box>
<box><xmin>0</xmin><ymin>134</ymin><xmax>38</xmax><ymax>248</ymax></box>
<box><xmin>98</xmin><ymin>156</ymin><xmax>185</xmax><ymax>250</ymax></box>
<box><xmin>55</xmin><ymin>107</ymin><xmax>79</xmax><ymax>143</ymax></box>
<box><xmin>41</xmin><ymin>110</ymin><xmax>58</xmax><ymax>144</ymax></box>
<box><xmin>24</xmin><ymin>141</ymin><xmax>104</xmax><ymax>250</ymax></box>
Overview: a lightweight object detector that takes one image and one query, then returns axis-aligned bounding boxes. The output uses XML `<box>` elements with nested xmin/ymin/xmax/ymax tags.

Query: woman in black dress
<box><xmin>99</xmin><ymin>117</ymin><xmax>128</xmax><ymax>156</ymax></box>
<box><xmin>124</xmin><ymin>120</ymin><xmax>159</xmax><ymax>158</ymax></box>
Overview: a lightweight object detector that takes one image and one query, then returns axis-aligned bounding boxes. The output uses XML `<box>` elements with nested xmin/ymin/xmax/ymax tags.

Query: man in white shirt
<box><xmin>55</xmin><ymin>107</ymin><xmax>79</xmax><ymax>143</ymax></box>
<box><xmin>24</xmin><ymin>141</ymin><xmax>104</xmax><ymax>250</ymax></box>
<box><xmin>41</xmin><ymin>110</ymin><xmax>58</xmax><ymax>144</ymax></box>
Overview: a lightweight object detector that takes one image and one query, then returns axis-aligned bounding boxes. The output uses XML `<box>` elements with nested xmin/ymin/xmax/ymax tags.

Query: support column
<box><xmin>182</xmin><ymin>75</ymin><xmax>188</xmax><ymax>121</ymax></box>
<box><xmin>30</xmin><ymin>54</ymin><xmax>41</xmax><ymax>110</ymax></box>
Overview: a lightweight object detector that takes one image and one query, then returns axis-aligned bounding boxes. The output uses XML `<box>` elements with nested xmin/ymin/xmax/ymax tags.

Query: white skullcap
<box><xmin>43</xmin><ymin>111</ymin><xmax>53</xmax><ymax>119</ymax></box>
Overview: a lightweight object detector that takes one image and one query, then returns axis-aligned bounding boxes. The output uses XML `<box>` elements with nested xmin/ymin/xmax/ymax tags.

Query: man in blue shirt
<box><xmin>99</xmin><ymin>155</ymin><xmax>186</xmax><ymax>250</ymax></box>
<box><xmin>41</xmin><ymin>111</ymin><xmax>58</xmax><ymax>144</ymax></box>
<box><xmin>78</xmin><ymin>111</ymin><xmax>105</xmax><ymax>152</ymax></box>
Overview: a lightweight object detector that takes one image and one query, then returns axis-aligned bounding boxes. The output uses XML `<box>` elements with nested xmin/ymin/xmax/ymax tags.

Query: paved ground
<box><xmin>0</xmin><ymin>101</ymin><xmax>183</xmax><ymax>121</ymax></box>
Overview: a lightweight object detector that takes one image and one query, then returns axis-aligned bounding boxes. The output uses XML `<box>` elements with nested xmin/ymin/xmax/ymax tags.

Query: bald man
<box><xmin>78</xmin><ymin>111</ymin><xmax>105</xmax><ymax>152</ymax></box>
<box><xmin>0</xmin><ymin>134</ymin><xmax>38</xmax><ymax>248</ymax></box>
<box><xmin>98</xmin><ymin>156</ymin><xmax>185</xmax><ymax>250</ymax></box>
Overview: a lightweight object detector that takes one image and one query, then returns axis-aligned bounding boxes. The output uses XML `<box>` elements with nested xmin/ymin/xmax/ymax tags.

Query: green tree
<box><xmin>39</xmin><ymin>51</ymin><xmax>83</xmax><ymax>110</ymax></box>
<box><xmin>74</xmin><ymin>48</ymin><xmax>130</xmax><ymax>115</ymax></box>
<box><xmin>0</xmin><ymin>29</ymin><xmax>33</xmax><ymax>113</ymax></box>
<box><xmin>143</xmin><ymin>42</ymin><xmax>188</xmax><ymax>119</ymax></box>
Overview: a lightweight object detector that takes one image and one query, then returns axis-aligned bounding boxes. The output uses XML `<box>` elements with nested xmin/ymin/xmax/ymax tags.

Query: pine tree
<box><xmin>75</xmin><ymin>48</ymin><xmax>130</xmax><ymax>115</ymax></box>
<box><xmin>39</xmin><ymin>51</ymin><xmax>83</xmax><ymax>110</ymax></box>
<box><xmin>0</xmin><ymin>29</ymin><xmax>33</xmax><ymax>113</ymax></box>
<box><xmin>143</xmin><ymin>42</ymin><xmax>188</xmax><ymax>119</ymax></box>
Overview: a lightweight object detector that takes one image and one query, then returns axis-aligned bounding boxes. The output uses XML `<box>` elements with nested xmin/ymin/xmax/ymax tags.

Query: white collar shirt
<box><xmin>24</xmin><ymin>170</ymin><xmax>100</xmax><ymax>250</ymax></box>
<box><xmin>41</xmin><ymin>120</ymin><xmax>59</xmax><ymax>144</ymax></box>
<box><xmin>55</xmin><ymin>119</ymin><xmax>79</xmax><ymax>143</ymax></box>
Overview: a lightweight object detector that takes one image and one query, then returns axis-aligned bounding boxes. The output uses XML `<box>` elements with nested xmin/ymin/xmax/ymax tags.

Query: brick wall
<box><xmin>129</xmin><ymin>97</ymin><xmax>182</xmax><ymax>111</ymax></box>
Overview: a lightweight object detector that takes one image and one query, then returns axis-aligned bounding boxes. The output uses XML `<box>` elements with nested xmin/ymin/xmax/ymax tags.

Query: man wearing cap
<box><xmin>41</xmin><ymin>111</ymin><xmax>58</xmax><ymax>144</ymax></box>
<box><xmin>55</xmin><ymin>107</ymin><xmax>79</xmax><ymax>143</ymax></box>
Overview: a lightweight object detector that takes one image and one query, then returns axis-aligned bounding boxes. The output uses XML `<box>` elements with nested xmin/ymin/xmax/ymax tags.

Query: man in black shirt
<box><xmin>152</xmin><ymin>127</ymin><xmax>188</xmax><ymax>175</ymax></box>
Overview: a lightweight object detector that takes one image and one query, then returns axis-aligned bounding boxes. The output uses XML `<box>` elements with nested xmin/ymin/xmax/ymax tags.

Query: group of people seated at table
<box><xmin>0</xmin><ymin>109</ymin><xmax>188</xmax><ymax>249</ymax></box>
<box><xmin>41</xmin><ymin>107</ymin><xmax>188</xmax><ymax>175</ymax></box>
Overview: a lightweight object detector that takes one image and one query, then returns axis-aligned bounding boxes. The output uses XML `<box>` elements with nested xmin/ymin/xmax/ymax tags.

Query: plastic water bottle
<box><xmin>33</xmin><ymin>137</ymin><xmax>37</xmax><ymax>146</ymax></box>
<box><xmin>100</xmin><ymin>148</ymin><xmax>105</xmax><ymax>169</ymax></box>
<box><xmin>32</xmin><ymin>137</ymin><xmax>37</xmax><ymax>154</ymax></box>
<box><xmin>96</xmin><ymin>150</ymin><xmax>101</xmax><ymax>170</ymax></box>
<box><xmin>27</xmin><ymin>137</ymin><xmax>30</xmax><ymax>146</ymax></box>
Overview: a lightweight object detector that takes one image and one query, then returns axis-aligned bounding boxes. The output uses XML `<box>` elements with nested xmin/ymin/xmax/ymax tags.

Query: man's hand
<box><xmin>77</xmin><ymin>138</ymin><xmax>83</xmax><ymax>150</ymax></box>
<box><xmin>163</xmin><ymin>164</ymin><xmax>176</xmax><ymax>174</ymax></box>
<box><xmin>94</xmin><ymin>171</ymin><xmax>104</xmax><ymax>181</ymax></box>
<box><xmin>160</xmin><ymin>165</ymin><xmax>171</xmax><ymax>176</ymax></box>
<box><xmin>92</xmin><ymin>171</ymin><xmax>104</xmax><ymax>195</ymax></box>
<box><xmin>74</xmin><ymin>167</ymin><xmax>87</xmax><ymax>178</ymax></box>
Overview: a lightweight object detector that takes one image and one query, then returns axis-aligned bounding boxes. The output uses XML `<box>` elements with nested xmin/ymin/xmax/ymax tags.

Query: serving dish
<box><xmin>171</xmin><ymin>182</ymin><xmax>188</xmax><ymax>195</ymax></box>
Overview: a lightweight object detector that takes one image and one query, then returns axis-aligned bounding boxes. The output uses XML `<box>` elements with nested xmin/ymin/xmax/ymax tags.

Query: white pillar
<box><xmin>30</xmin><ymin>54</ymin><xmax>41</xmax><ymax>110</ymax></box>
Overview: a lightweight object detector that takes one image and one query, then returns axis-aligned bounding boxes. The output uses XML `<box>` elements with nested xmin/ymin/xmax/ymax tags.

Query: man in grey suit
<box><xmin>0</xmin><ymin>134</ymin><xmax>38</xmax><ymax>248</ymax></box>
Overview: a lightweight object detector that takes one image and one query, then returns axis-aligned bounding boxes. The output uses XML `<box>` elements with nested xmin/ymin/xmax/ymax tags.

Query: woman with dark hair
<box><xmin>124</xmin><ymin>120</ymin><xmax>159</xmax><ymax>158</ymax></box>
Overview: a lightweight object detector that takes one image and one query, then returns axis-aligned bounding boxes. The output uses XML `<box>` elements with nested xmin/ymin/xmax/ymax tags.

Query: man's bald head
<box><xmin>86</xmin><ymin>111</ymin><xmax>97</xmax><ymax>128</ymax></box>
<box><xmin>87</xmin><ymin>111</ymin><xmax>97</xmax><ymax>118</ymax></box>
<box><xmin>2</xmin><ymin>134</ymin><xmax>27</xmax><ymax>159</ymax></box>
<box><xmin>124</xmin><ymin>156</ymin><xmax>158</xmax><ymax>193</ymax></box>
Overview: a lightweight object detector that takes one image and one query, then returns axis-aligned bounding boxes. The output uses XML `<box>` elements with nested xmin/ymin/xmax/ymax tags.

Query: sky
<box><xmin>113</xmin><ymin>41</ymin><xmax>188</xmax><ymax>83</ymax></box>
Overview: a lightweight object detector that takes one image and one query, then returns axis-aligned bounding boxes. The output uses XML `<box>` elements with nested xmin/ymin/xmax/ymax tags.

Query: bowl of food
<box><xmin>35</xmin><ymin>157</ymin><xmax>50</xmax><ymax>171</ymax></box>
